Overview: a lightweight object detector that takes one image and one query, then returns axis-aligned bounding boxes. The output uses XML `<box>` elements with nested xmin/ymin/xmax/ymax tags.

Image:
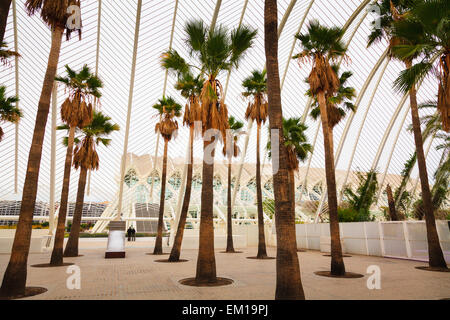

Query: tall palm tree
<box><xmin>50</xmin><ymin>64</ymin><xmax>101</xmax><ymax>266</ymax></box>
<box><xmin>161</xmin><ymin>53</ymin><xmax>204</xmax><ymax>262</ymax></box>
<box><xmin>370</xmin><ymin>0</ymin><xmax>448</xmax><ymax>269</ymax></box>
<box><xmin>152</xmin><ymin>96</ymin><xmax>182</xmax><ymax>255</ymax></box>
<box><xmin>0</xmin><ymin>0</ymin><xmax>81</xmax><ymax>299</ymax></box>
<box><xmin>177</xmin><ymin>20</ymin><xmax>256</xmax><ymax>284</ymax></box>
<box><xmin>61</xmin><ymin>111</ymin><xmax>119</xmax><ymax>257</ymax></box>
<box><xmin>267</xmin><ymin>118</ymin><xmax>312</xmax><ymax>217</ymax></box>
<box><xmin>294</xmin><ymin>20</ymin><xmax>348</xmax><ymax>276</ymax></box>
<box><xmin>265</xmin><ymin>0</ymin><xmax>305</xmax><ymax>300</ymax></box>
<box><xmin>0</xmin><ymin>85</ymin><xmax>21</xmax><ymax>142</ymax></box>
<box><xmin>223</xmin><ymin>116</ymin><xmax>243</xmax><ymax>253</ymax></box>
<box><xmin>243</xmin><ymin>69</ymin><xmax>270</xmax><ymax>259</ymax></box>
<box><xmin>0</xmin><ymin>0</ymin><xmax>11</xmax><ymax>44</ymax></box>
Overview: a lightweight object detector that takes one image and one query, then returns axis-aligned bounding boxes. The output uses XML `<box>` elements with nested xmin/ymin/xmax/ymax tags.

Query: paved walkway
<box><xmin>0</xmin><ymin>243</ymin><xmax>449</xmax><ymax>300</ymax></box>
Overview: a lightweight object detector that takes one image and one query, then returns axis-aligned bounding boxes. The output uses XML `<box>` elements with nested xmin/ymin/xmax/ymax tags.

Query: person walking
<box><xmin>131</xmin><ymin>226</ymin><xmax>136</xmax><ymax>241</ymax></box>
<box><xmin>127</xmin><ymin>226</ymin><xmax>132</xmax><ymax>242</ymax></box>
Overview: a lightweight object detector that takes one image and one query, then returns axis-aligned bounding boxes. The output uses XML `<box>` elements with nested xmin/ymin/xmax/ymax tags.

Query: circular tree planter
<box><xmin>31</xmin><ymin>262</ymin><xmax>74</xmax><ymax>268</ymax></box>
<box><xmin>179</xmin><ymin>277</ymin><xmax>233</xmax><ymax>287</ymax></box>
<box><xmin>219</xmin><ymin>251</ymin><xmax>243</xmax><ymax>254</ymax></box>
<box><xmin>145</xmin><ymin>252</ymin><xmax>169</xmax><ymax>256</ymax></box>
<box><xmin>323</xmin><ymin>254</ymin><xmax>352</xmax><ymax>257</ymax></box>
<box><xmin>64</xmin><ymin>255</ymin><xmax>84</xmax><ymax>258</ymax></box>
<box><xmin>246</xmin><ymin>256</ymin><xmax>275</xmax><ymax>260</ymax></box>
<box><xmin>154</xmin><ymin>259</ymin><xmax>189</xmax><ymax>263</ymax></box>
<box><xmin>297</xmin><ymin>249</ymin><xmax>307</xmax><ymax>252</ymax></box>
<box><xmin>0</xmin><ymin>287</ymin><xmax>48</xmax><ymax>300</ymax></box>
<box><xmin>314</xmin><ymin>271</ymin><xmax>364</xmax><ymax>278</ymax></box>
<box><xmin>415</xmin><ymin>266</ymin><xmax>450</xmax><ymax>273</ymax></box>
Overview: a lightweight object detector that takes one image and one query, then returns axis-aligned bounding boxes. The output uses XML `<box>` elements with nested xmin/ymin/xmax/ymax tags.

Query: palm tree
<box><xmin>177</xmin><ymin>19</ymin><xmax>256</xmax><ymax>284</ymax></box>
<box><xmin>152</xmin><ymin>96</ymin><xmax>182</xmax><ymax>255</ymax></box>
<box><xmin>0</xmin><ymin>0</ymin><xmax>11</xmax><ymax>44</ymax></box>
<box><xmin>391</xmin><ymin>0</ymin><xmax>449</xmax><ymax>132</ymax></box>
<box><xmin>161</xmin><ymin>53</ymin><xmax>204</xmax><ymax>262</ymax></box>
<box><xmin>0</xmin><ymin>85</ymin><xmax>21</xmax><ymax>142</ymax></box>
<box><xmin>50</xmin><ymin>64</ymin><xmax>101</xmax><ymax>266</ymax></box>
<box><xmin>61</xmin><ymin>111</ymin><xmax>119</xmax><ymax>257</ymax></box>
<box><xmin>265</xmin><ymin>0</ymin><xmax>305</xmax><ymax>299</ymax></box>
<box><xmin>294</xmin><ymin>20</ymin><xmax>348</xmax><ymax>276</ymax></box>
<box><xmin>370</xmin><ymin>0</ymin><xmax>448</xmax><ymax>269</ymax></box>
<box><xmin>243</xmin><ymin>70</ymin><xmax>270</xmax><ymax>259</ymax></box>
<box><xmin>267</xmin><ymin>118</ymin><xmax>312</xmax><ymax>218</ymax></box>
<box><xmin>342</xmin><ymin>170</ymin><xmax>378</xmax><ymax>221</ymax></box>
<box><xmin>223</xmin><ymin>116</ymin><xmax>244</xmax><ymax>253</ymax></box>
<box><xmin>0</xmin><ymin>0</ymin><xmax>81</xmax><ymax>299</ymax></box>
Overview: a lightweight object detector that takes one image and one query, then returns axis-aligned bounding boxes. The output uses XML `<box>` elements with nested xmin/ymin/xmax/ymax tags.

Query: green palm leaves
<box><xmin>294</xmin><ymin>20</ymin><xmax>346</xmax><ymax>96</ymax></box>
<box><xmin>0</xmin><ymin>85</ymin><xmax>21</xmax><ymax>142</ymax></box>
<box><xmin>56</xmin><ymin>64</ymin><xmax>102</xmax><ymax>128</ymax></box>
<box><xmin>57</xmin><ymin>111</ymin><xmax>120</xmax><ymax>170</ymax></box>
<box><xmin>152</xmin><ymin>96</ymin><xmax>182</xmax><ymax>142</ymax></box>
<box><xmin>267</xmin><ymin>118</ymin><xmax>312</xmax><ymax>171</ymax></box>
<box><xmin>223</xmin><ymin>115</ymin><xmax>244</xmax><ymax>158</ymax></box>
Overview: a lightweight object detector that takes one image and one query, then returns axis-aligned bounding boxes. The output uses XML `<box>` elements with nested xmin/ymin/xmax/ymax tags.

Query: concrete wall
<box><xmin>295</xmin><ymin>220</ymin><xmax>450</xmax><ymax>263</ymax></box>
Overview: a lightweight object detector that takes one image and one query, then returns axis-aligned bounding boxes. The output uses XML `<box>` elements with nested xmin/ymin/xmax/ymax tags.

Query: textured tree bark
<box><xmin>386</xmin><ymin>184</ymin><xmax>398</xmax><ymax>221</ymax></box>
<box><xmin>195</xmin><ymin>139</ymin><xmax>217</xmax><ymax>282</ymax></box>
<box><xmin>0</xmin><ymin>0</ymin><xmax>11</xmax><ymax>44</ymax></box>
<box><xmin>318</xmin><ymin>91</ymin><xmax>345</xmax><ymax>276</ymax></box>
<box><xmin>50</xmin><ymin>125</ymin><xmax>76</xmax><ymax>265</ymax></box>
<box><xmin>154</xmin><ymin>139</ymin><xmax>168</xmax><ymax>255</ymax></box>
<box><xmin>64</xmin><ymin>166</ymin><xmax>88</xmax><ymax>257</ymax></box>
<box><xmin>169</xmin><ymin>126</ymin><xmax>194</xmax><ymax>261</ymax></box>
<box><xmin>0</xmin><ymin>28</ymin><xmax>64</xmax><ymax>298</ymax></box>
<box><xmin>406</xmin><ymin>61</ymin><xmax>447</xmax><ymax>269</ymax></box>
<box><xmin>225</xmin><ymin>159</ymin><xmax>235</xmax><ymax>252</ymax></box>
<box><xmin>265</xmin><ymin>0</ymin><xmax>305</xmax><ymax>300</ymax></box>
<box><xmin>256</xmin><ymin>123</ymin><xmax>268</xmax><ymax>258</ymax></box>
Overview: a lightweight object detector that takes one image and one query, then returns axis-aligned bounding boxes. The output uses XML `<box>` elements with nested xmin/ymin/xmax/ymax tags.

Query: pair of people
<box><xmin>127</xmin><ymin>226</ymin><xmax>136</xmax><ymax>241</ymax></box>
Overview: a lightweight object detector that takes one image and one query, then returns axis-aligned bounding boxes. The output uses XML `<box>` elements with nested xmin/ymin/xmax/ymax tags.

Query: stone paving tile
<box><xmin>0</xmin><ymin>246</ymin><xmax>449</xmax><ymax>300</ymax></box>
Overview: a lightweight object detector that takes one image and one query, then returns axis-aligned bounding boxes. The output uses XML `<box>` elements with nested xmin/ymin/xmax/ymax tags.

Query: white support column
<box><xmin>403</xmin><ymin>221</ymin><xmax>412</xmax><ymax>258</ymax></box>
<box><xmin>115</xmin><ymin>0</ymin><xmax>142</xmax><ymax>220</ymax></box>
<box><xmin>12</xmin><ymin>0</ymin><xmax>19</xmax><ymax>194</ymax></box>
<box><xmin>339</xmin><ymin>56</ymin><xmax>389</xmax><ymax>197</ymax></box>
<box><xmin>87</xmin><ymin>0</ymin><xmax>102</xmax><ymax>197</ymax></box>
<box><xmin>280</xmin><ymin>0</ymin><xmax>315</xmax><ymax>90</ymax></box>
<box><xmin>378</xmin><ymin>222</ymin><xmax>386</xmax><ymax>257</ymax></box>
<box><xmin>223</xmin><ymin>0</ymin><xmax>248</xmax><ymax>99</ymax></box>
<box><xmin>149</xmin><ymin>0</ymin><xmax>179</xmax><ymax>203</ymax></box>
<box><xmin>363</xmin><ymin>222</ymin><xmax>369</xmax><ymax>255</ymax></box>
<box><xmin>210</xmin><ymin>0</ymin><xmax>222</xmax><ymax>31</ymax></box>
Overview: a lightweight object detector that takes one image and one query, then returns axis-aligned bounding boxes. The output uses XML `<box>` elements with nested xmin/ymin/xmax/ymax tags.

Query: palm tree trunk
<box><xmin>50</xmin><ymin>125</ymin><xmax>76</xmax><ymax>265</ymax></box>
<box><xmin>226</xmin><ymin>157</ymin><xmax>235</xmax><ymax>252</ymax></box>
<box><xmin>169</xmin><ymin>126</ymin><xmax>194</xmax><ymax>261</ymax></box>
<box><xmin>318</xmin><ymin>91</ymin><xmax>345</xmax><ymax>276</ymax></box>
<box><xmin>265</xmin><ymin>0</ymin><xmax>304</xmax><ymax>300</ymax></box>
<box><xmin>154</xmin><ymin>139</ymin><xmax>168</xmax><ymax>254</ymax></box>
<box><xmin>195</xmin><ymin>139</ymin><xmax>216</xmax><ymax>283</ymax></box>
<box><xmin>256</xmin><ymin>123</ymin><xmax>268</xmax><ymax>258</ymax></box>
<box><xmin>406</xmin><ymin>61</ymin><xmax>447</xmax><ymax>269</ymax></box>
<box><xmin>0</xmin><ymin>0</ymin><xmax>11</xmax><ymax>44</ymax></box>
<box><xmin>386</xmin><ymin>184</ymin><xmax>398</xmax><ymax>221</ymax></box>
<box><xmin>64</xmin><ymin>166</ymin><xmax>87</xmax><ymax>257</ymax></box>
<box><xmin>0</xmin><ymin>28</ymin><xmax>64</xmax><ymax>298</ymax></box>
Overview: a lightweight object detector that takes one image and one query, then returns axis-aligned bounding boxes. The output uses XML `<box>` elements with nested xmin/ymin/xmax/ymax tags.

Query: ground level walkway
<box><xmin>0</xmin><ymin>242</ymin><xmax>448</xmax><ymax>300</ymax></box>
